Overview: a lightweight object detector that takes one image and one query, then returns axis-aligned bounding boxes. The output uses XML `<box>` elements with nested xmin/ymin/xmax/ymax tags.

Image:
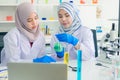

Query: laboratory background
<box><xmin>0</xmin><ymin>0</ymin><xmax>119</xmax><ymax>65</ymax></box>
<box><xmin>0</xmin><ymin>0</ymin><xmax>120</xmax><ymax>80</ymax></box>
<box><xmin>0</xmin><ymin>0</ymin><xmax>119</xmax><ymax>46</ymax></box>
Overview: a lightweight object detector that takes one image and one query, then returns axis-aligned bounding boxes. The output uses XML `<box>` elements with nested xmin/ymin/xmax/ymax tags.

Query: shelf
<box><xmin>108</xmin><ymin>19</ymin><xmax>119</xmax><ymax>21</ymax></box>
<box><xmin>0</xmin><ymin>4</ymin><xmax>18</xmax><ymax>6</ymax></box>
<box><xmin>0</xmin><ymin>3</ymin><xmax>59</xmax><ymax>7</ymax></box>
<box><xmin>35</xmin><ymin>4</ymin><xmax>58</xmax><ymax>6</ymax></box>
<box><xmin>0</xmin><ymin>20</ymin><xmax>58</xmax><ymax>24</ymax></box>
<box><xmin>0</xmin><ymin>4</ymin><xmax>99</xmax><ymax>7</ymax></box>
<box><xmin>40</xmin><ymin>20</ymin><xmax>58</xmax><ymax>22</ymax></box>
<box><xmin>0</xmin><ymin>21</ymin><xmax>15</xmax><ymax>23</ymax></box>
<box><xmin>77</xmin><ymin>4</ymin><xmax>100</xmax><ymax>6</ymax></box>
<box><xmin>35</xmin><ymin>3</ymin><xmax>99</xmax><ymax>7</ymax></box>
<box><xmin>0</xmin><ymin>4</ymin><xmax>58</xmax><ymax>7</ymax></box>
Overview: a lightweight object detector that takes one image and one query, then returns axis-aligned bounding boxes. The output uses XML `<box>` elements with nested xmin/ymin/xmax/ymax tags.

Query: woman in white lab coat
<box><xmin>50</xmin><ymin>2</ymin><xmax>95</xmax><ymax>61</ymax></box>
<box><xmin>1</xmin><ymin>2</ymin><xmax>52</xmax><ymax>66</ymax></box>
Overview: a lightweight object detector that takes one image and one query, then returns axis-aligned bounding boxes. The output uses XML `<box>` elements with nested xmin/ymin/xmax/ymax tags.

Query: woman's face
<box><xmin>27</xmin><ymin>12</ymin><xmax>39</xmax><ymax>32</ymax></box>
<box><xmin>58</xmin><ymin>9</ymin><xmax>72</xmax><ymax>28</ymax></box>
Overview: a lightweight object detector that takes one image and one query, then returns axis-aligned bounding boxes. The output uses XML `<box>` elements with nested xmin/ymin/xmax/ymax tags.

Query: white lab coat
<box><xmin>1</xmin><ymin>28</ymin><xmax>46</xmax><ymax>65</ymax></box>
<box><xmin>50</xmin><ymin>26</ymin><xmax>95</xmax><ymax>61</ymax></box>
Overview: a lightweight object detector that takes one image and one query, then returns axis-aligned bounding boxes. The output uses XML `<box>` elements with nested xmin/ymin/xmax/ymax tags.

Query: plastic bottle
<box><xmin>92</xmin><ymin>0</ymin><xmax>98</xmax><ymax>4</ymax></box>
<box><xmin>80</xmin><ymin>0</ymin><xmax>85</xmax><ymax>4</ymax></box>
<box><xmin>45</xmin><ymin>0</ymin><xmax>48</xmax><ymax>4</ymax></box>
<box><xmin>69</xmin><ymin>0</ymin><xmax>73</xmax><ymax>3</ymax></box>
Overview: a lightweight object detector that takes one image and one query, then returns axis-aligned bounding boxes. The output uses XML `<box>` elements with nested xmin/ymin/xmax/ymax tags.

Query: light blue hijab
<box><xmin>57</xmin><ymin>2</ymin><xmax>82</xmax><ymax>34</ymax></box>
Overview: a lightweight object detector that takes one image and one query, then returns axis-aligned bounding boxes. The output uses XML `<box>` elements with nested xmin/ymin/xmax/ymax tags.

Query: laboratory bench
<box><xmin>0</xmin><ymin>59</ymin><xmax>115</xmax><ymax>80</ymax></box>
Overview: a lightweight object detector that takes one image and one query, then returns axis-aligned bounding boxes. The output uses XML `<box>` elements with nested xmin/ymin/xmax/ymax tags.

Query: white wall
<box><xmin>100</xmin><ymin>0</ymin><xmax>119</xmax><ymax>34</ymax></box>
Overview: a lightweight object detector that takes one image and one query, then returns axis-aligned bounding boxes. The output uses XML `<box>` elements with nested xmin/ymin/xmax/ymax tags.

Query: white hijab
<box><xmin>57</xmin><ymin>2</ymin><xmax>82</xmax><ymax>34</ymax></box>
<box><xmin>15</xmin><ymin>2</ymin><xmax>40</xmax><ymax>42</ymax></box>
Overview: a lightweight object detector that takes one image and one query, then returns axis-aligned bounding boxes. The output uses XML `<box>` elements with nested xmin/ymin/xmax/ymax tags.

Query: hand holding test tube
<box><xmin>54</xmin><ymin>42</ymin><xmax>64</xmax><ymax>58</ymax></box>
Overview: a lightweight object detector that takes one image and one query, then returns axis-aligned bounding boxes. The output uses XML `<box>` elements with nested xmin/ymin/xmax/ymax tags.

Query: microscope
<box><xmin>97</xmin><ymin>23</ymin><xmax>120</xmax><ymax>64</ymax></box>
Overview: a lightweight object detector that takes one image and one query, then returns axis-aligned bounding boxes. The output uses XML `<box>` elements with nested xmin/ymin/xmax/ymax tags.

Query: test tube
<box><xmin>64</xmin><ymin>52</ymin><xmax>69</xmax><ymax>65</ymax></box>
<box><xmin>59</xmin><ymin>0</ymin><xmax>62</xmax><ymax>4</ymax></box>
<box><xmin>77</xmin><ymin>50</ymin><xmax>82</xmax><ymax>80</ymax></box>
<box><xmin>45</xmin><ymin>25</ymin><xmax>48</xmax><ymax>35</ymax></box>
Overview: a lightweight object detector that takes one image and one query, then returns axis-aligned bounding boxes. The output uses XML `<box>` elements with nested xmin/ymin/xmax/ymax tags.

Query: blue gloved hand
<box><xmin>56</xmin><ymin>33</ymin><xmax>79</xmax><ymax>46</ymax></box>
<box><xmin>54</xmin><ymin>42</ymin><xmax>63</xmax><ymax>52</ymax></box>
<box><xmin>54</xmin><ymin>42</ymin><xmax>64</xmax><ymax>58</ymax></box>
<box><xmin>33</xmin><ymin>55</ymin><xmax>56</xmax><ymax>63</ymax></box>
<box><xmin>56</xmin><ymin>47</ymin><xmax>64</xmax><ymax>58</ymax></box>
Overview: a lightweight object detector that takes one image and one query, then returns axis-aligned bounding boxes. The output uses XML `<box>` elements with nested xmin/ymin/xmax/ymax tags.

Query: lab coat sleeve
<box><xmin>79</xmin><ymin>29</ymin><xmax>95</xmax><ymax>60</ymax></box>
<box><xmin>37</xmin><ymin>33</ymin><xmax>46</xmax><ymax>57</ymax></box>
<box><xmin>3</xmin><ymin>31</ymin><xmax>22</xmax><ymax>63</ymax></box>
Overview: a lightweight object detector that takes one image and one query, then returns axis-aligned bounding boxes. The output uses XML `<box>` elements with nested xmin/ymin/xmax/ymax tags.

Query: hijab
<box><xmin>15</xmin><ymin>2</ymin><xmax>40</xmax><ymax>42</ymax></box>
<box><xmin>57</xmin><ymin>2</ymin><xmax>82</xmax><ymax>34</ymax></box>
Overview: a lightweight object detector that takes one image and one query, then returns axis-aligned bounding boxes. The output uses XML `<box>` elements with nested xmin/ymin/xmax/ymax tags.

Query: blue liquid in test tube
<box><xmin>59</xmin><ymin>0</ymin><xmax>62</xmax><ymax>3</ymax></box>
<box><xmin>77</xmin><ymin>50</ymin><xmax>82</xmax><ymax>80</ymax></box>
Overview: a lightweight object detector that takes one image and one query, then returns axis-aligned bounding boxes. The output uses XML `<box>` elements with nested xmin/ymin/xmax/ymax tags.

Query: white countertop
<box><xmin>68</xmin><ymin>59</ymin><xmax>114</xmax><ymax>80</ymax></box>
<box><xmin>0</xmin><ymin>59</ymin><xmax>115</xmax><ymax>80</ymax></box>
